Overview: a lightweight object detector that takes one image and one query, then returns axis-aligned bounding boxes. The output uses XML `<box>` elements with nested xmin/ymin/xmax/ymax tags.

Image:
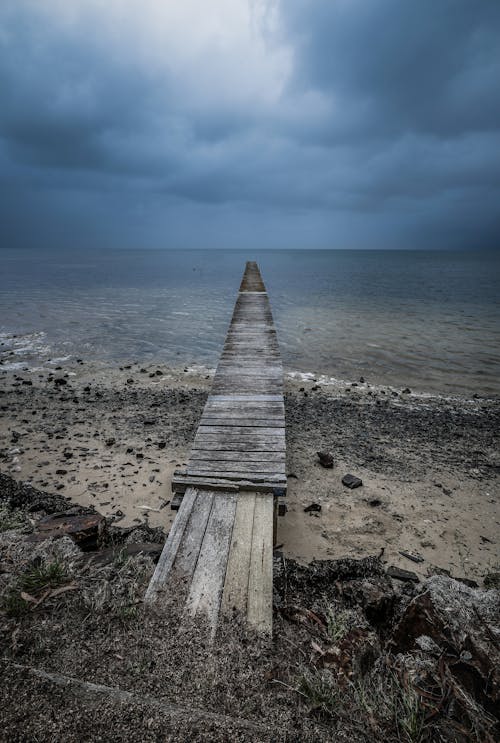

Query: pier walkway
<box><xmin>145</xmin><ymin>262</ymin><xmax>286</xmax><ymax>634</ymax></box>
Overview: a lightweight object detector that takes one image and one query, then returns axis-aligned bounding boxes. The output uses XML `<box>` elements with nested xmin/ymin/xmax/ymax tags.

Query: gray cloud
<box><xmin>0</xmin><ymin>0</ymin><xmax>499</xmax><ymax>250</ymax></box>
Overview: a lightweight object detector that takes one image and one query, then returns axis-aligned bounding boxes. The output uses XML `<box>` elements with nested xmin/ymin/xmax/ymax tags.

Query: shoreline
<box><xmin>2</xmin><ymin>328</ymin><xmax>500</xmax><ymax>400</ymax></box>
<box><xmin>1</xmin><ymin>357</ymin><xmax>498</xmax><ymax>583</ymax></box>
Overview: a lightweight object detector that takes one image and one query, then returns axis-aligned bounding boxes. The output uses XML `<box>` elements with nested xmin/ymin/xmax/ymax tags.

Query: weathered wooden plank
<box><xmin>172</xmin><ymin>491</ymin><xmax>214</xmax><ymax>583</ymax></box>
<box><xmin>190</xmin><ymin>450</ymin><xmax>285</xmax><ymax>462</ymax></box>
<box><xmin>195</xmin><ymin>427</ymin><xmax>286</xmax><ymax>436</ymax></box>
<box><xmin>247</xmin><ymin>494</ymin><xmax>273</xmax><ymax>634</ymax></box>
<box><xmin>211</xmin><ymin>390</ymin><xmax>283</xmax><ymax>396</ymax></box>
<box><xmin>200</xmin><ymin>416</ymin><xmax>284</xmax><ymax>424</ymax></box>
<box><xmin>194</xmin><ymin>431</ymin><xmax>286</xmax><ymax>442</ymax></box>
<box><xmin>220</xmin><ymin>493</ymin><xmax>256</xmax><ymax>617</ymax></box>
<box><xmin>144</xmin><ymin>487</ymin><xmax>198</xmax><ymax>603</ymax></box>
<box><xmin>197</xmin><ymin>426</ymin><xmax>285</xmax><ymax>436</ymax></box>
<box><xmin>172</xmin><ymin>475</ymin><xmax>239</xmax><ymax>493</ymax></box>
<box><xmin>203</xmin><ymin>405</ymin><xmax>285</xmax><ymax>414</ymax></box>
<box><xmin>185</xmin><ymin>492</ymin><xmax>237</xmax><ymax>633</ymax></box>
<box><xmin>198</xmin><ymin>419</ymin><xmax>284</xmax><ymax>428</ymax></box>
<box><xmin>194</xmin><ymin>432</ymin><xmax>286</xmax><ymax>443</ymax></box>
<box><xmin>188</xmin><ymin>461</ymin><xmax>283</xmax><ymax>474</ymax></box>
<box><xmin>209</xmin><ymin>394</ymin><xmax>283</xmax><ymax>402</ymax></box>
<box><xmin>185</xmin><ymin>469</ymin><xmax>286</xmax><ymax>481</ymax></box>
<box><xmin>192</xmin><ymin>440</ymin><xmax>286</xmax><ymax>453</ymax></box>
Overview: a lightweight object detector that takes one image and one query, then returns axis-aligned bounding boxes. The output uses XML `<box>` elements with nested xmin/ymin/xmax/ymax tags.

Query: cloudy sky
<box><xmin>1</xmin><ymin>0</ymin><xmax>499</xmax><ymax>250</ymax></box>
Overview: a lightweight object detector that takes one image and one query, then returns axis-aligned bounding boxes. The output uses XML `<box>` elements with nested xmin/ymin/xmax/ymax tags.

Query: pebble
<box><xmin>342</xmin><ymin>473</ymin><xmax>363</xmax><ymax>489</ymax></box>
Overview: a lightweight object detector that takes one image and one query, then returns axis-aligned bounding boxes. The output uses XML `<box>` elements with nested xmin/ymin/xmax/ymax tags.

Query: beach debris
<box><xmin>27</xmin><ymin>511</ymin><xmax>105</xmax><ymax>551</ymax></box>
<box><xmin>389</xmin><ymin>575</ymin><xmax>500</xmax><ymax>716</ymax></box>
<box><xmin>85</xmin><ymin>542</ymin><xmax>162</xmax><ymax>566</ymax></box>
<box><xmin>399</xmin><ymin>550</ymin><xmax>424</xmax><ymax>564</ymax></box>
<box><xmin>317</xmin><ymin>451</ymin><xmax>334</xmax><ymax>468</ymax></box>
<box><xmin>304</xmin><ymin>503</ymin><xmax>321</xmax><ymax>514</ymax></box>
<box><xmin>342</xmin><ymin>474</ymin><xmax>362</xmax><ymax>489</ymax></box>
<box><xmin>386</xmin><ymin>565</ymin><xmax>419</xmax><ymax>583</ymax></box>
<box><xmin>53</xmin><ymin>377</ymin><xmax>67</xmax><ymax>386</ymax></box>
<box><xmin>138</xmin><ymin>504</ymin><xmax>161</xmax><ymax>512</ymax></box>
<box><xmin>368</xmin><ymin>498</ymin><xmax>381</xmax><ymax>507</ymax></box>
<box><xmin>402</xmin><ymin>387</ymin><xmax>411</xmax><ymax>394</ymax></box>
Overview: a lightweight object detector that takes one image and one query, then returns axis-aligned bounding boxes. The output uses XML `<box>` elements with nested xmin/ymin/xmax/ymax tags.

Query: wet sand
<box><xmin>0</xmin><ymin>359</ymin><xmax>498</xmax><ymax>583</ymax></box>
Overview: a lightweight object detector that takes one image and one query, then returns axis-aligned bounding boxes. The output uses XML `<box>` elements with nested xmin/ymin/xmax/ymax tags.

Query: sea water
<box><xmin>1</xmin><ymin>249</ymin><xmax>499</xmax><ymax>396</ymax></box>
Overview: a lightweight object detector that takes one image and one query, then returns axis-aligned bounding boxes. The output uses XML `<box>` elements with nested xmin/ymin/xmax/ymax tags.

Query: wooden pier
<box><xmin>145</xmin><ymin>262</ymin><xmax>286</xmax><ymax>634</ymax></box>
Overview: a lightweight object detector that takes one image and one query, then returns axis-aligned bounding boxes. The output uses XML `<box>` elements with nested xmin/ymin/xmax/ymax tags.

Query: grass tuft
<box><xmin>20</xmin><ymin>560</ymin><xmax>67</xmax><ymax>595</ymax></box>
<box><xmin>326</xmin><ymin>607</ymin><xmax>350</xmax><ymax>644</ymax></box>
<box><xmin>2</xmin><ymin>589</ymin><xmax>30</xmax><ymax>618</ymax></box>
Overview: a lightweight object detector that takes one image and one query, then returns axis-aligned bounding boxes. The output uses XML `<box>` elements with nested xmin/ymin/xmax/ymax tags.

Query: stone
<box><xmin>342</xmin><ymin>473</ymin><xmax>363</xmax><ymax>489</ymax></box>
<box><xmin>304</xmin><ymin>503</ymin><xmax>321</xmax><ymax>513</ymax></box>
<box><xmin>317</xmin><ymin>451</ymin><xmax>334</xmax><ymax>468</ymax></box>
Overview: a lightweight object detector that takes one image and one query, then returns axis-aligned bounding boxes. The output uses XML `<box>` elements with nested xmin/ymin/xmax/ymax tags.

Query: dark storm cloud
<box><xmin>283</xmin><ymin>0</ymin><xmax>500</xmax><ymax>140</ymax></box>
<box><xmin>0</xmin><ymin>0</ymin><xmax>499</xmax><ymax>249</ymax></box>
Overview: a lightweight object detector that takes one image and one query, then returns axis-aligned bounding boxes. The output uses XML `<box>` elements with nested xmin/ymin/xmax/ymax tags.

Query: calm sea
<box><xmin>1</xmin><ymin>249</ymin><xmax>499</xmax><ymax>396</ymax></box>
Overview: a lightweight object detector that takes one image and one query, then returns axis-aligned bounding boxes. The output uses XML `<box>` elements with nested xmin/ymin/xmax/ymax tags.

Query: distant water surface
<box><xmin>1</xmin><ymin>249</ymin><xmax>499</xmax><ymax>396</ymax></box>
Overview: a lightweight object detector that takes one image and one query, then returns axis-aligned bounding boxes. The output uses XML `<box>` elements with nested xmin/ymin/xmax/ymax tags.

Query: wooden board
<box><xmin>247</xmin><ymin>494</ymin><xmax>273</xmax><ymax>634</ymax></box>
<box><xmin>145</xmin><ymin>487</ymin><xmax>197</xmax><ymax>603</ymax></box>
<box><xmin>220</xmin><ymin>493</ymin><xmax>256</xmax><ymax>617</ymax></box>
<box><xmin>172</xmin><ymin>491</ymin><xmax>214</xmax><ymax>583</ymax></box>
<box><xmin>185</xmin><ymin>492</ymin><xmax>237</xmax><ymax>634</ymax></box>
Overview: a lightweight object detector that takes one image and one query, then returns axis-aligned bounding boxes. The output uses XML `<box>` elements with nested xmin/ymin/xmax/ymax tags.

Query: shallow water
<box><xmin>1</xmin><ymin>249</ymin><xmax>499</xmax><ymax>395</ymax></box>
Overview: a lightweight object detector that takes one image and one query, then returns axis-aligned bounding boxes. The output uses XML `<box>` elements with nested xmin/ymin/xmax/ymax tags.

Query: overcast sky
<box><xmin>1</xmin><ymin>0</ymin><xmax>499</xmax><ymax>250</ymax></box>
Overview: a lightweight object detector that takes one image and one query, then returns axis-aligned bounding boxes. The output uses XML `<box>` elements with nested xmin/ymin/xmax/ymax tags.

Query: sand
<box><xmin>0</xmin><ymin>358</ymin><xmax>498</xmax><ymax>583</ymax></box>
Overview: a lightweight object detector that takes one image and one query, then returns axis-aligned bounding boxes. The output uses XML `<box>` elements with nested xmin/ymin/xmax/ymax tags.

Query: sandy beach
<box><xmin>1</xmin><ymin>358</ymin><xmax>498</xmax><ymax>584</ymax></box>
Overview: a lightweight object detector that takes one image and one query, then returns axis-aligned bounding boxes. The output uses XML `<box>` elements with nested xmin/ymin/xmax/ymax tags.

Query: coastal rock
<box><xmin>317</xmin><ymin>451</ymin><xmax>334</xmax><ymax>468</ymax></box>
<box><xmin>303</xmin><ymin>503</ymin><xmax>321</xmax><ymax>513</ymax></box>
<box><xmin>342</xmin><ymin>473</ymin><xmax>363</xmax><ymax>489</ymax></box>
